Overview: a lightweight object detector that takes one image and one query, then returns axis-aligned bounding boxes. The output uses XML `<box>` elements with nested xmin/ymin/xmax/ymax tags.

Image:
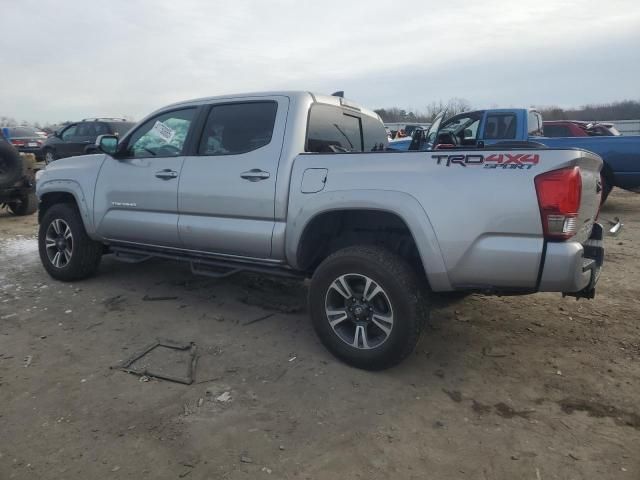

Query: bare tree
<box><xmin>377</xmin><ymin>98</ymin><xmax>473</xmax><ymax>123</ymax></box>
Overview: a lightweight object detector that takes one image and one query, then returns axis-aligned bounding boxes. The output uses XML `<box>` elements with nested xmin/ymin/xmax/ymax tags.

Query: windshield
<box><xmin>425</xmin><ymin>111</ymin><xmax>446</xmax><ymax>145</ymax></box>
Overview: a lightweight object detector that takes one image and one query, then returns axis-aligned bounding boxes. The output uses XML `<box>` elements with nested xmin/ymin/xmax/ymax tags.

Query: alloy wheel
<box><xmin>45</xmin><ymin>219</ymin><xmax>73</xmax><ymax>268</ymax></box>
<box><xmin>324</xmin><ymin>273</ymin><xmax>394</xmax><ymax>349</ymax></box>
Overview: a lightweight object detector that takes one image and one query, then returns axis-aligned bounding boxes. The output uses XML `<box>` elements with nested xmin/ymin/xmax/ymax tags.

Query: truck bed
<box><xmin>286</xmin><ymin>148</ymin><xmax>602</xmax><ymax>293</ymax></box>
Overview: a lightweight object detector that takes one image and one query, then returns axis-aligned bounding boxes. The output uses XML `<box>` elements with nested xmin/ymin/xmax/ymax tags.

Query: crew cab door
<box><xmin>178</xmin><ymin>97</ymin><xmax>288</xmax><ymax>258</ymax></box>
<box><xmin>93</xmin><ymin>107</ymin><xmax>198</xmax><ymax>247</ymax></box>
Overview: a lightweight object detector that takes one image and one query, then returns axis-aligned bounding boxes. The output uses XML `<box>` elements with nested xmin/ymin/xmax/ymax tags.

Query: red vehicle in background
<box><xmin>543</xmin><ymin>120</ymin><xmax>621</xmax><ymax>137</ymax></box>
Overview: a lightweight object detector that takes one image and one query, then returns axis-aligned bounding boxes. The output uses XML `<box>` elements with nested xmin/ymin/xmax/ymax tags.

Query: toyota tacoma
<box><xmin>36</xmin><ymin>91</ymin><xmax>605</xmax><ymax>369</ymax></box>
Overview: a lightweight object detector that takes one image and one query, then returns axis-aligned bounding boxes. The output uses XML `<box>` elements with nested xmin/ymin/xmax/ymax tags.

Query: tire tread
<box><xmin>309</xmin><ymin>245</ymin><xmax>428</xmax><ymax>370</ymax></box>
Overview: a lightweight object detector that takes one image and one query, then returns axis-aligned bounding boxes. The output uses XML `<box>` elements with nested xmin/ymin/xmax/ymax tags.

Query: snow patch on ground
<box><xmin>0</xmin><ymin>236</ymin><xmax>39</xmax><ymax>284</ymax></box>
<box><xmin>1</xmin><ymin>236</ymin><xmax>38</xmax><ymax>258</ymax></box>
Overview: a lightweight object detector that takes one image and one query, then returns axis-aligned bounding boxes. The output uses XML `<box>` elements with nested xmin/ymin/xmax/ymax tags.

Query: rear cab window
<box><xmin>306</xmin><ymin>103</ymin><xmax>387</xmax><ymax>153</ymax></box>
<box><xmin>483</xmin><ymin>113</ymin><xmax>517</xmax><ymax>140</ymax></box>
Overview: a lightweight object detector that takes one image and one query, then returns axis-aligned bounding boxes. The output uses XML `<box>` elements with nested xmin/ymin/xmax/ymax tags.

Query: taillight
<box><xmin>11</xmin><ymin>139</ymin><xmax>24</xmax><ymax>146</ymax></box>
<box><xmin>535</xmin><ymin>166</ymin><xmax>582</xmax><ymax>240</ymax></box>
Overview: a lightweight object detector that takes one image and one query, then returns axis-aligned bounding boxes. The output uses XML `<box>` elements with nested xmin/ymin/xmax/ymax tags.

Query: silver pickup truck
<box><xmin>36</xmin><ymin>91</ymin><xmax>604</xmax><ymax>369</ymax></box>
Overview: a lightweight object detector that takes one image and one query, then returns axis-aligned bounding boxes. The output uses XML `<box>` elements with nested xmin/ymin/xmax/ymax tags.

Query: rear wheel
<box><xmin>8</xmin><ymin>192</ymin><xmax>37</xmax><ymax>216</ymax></box>
<box><xmin>309</xmin><ymin>245</ymin><xmax>428</xmax><ymax>370</ymax></box>
<box><xmin>38</xmin><ymin>203</ymin><xmax>103</xmax><ymax>281</ymax></box>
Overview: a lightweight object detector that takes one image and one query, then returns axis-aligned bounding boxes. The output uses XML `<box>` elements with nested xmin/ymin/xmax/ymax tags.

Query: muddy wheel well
<box><xmin>38</xmin><ymin>192</ymin><xmax>77</xmax><ymax>223</ymax></box>
<box><xmin>297</xmin><ymin>209</ymin><xmax>425</xmax><ymax>280</ymax></box>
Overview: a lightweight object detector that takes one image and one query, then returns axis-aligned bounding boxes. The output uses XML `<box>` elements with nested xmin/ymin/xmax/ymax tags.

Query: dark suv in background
<box><xmin>42</xmin><ymin>118</ymin><xmax>135</xmax><ymax>163</ymax></box>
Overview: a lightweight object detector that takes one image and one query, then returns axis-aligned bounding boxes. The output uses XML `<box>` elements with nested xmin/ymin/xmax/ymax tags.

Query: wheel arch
<box><xmin>37</xmin><ymin>181</ymin><xmax>94</xmax><ymax>234</ymax></box>
<box><xmin>286</xmin><ymin>190</ymin><xmax>452</xmax><ymax>291</ymax></box>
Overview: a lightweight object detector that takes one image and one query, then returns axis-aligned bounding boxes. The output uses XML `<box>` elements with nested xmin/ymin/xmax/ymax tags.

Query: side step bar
<box><xmin>109</xmin><ymin>245</ymin><xmax>305</xmax><ymax>280</ymax></box>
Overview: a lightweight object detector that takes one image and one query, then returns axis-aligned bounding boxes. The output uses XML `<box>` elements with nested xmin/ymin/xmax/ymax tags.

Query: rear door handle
<box><xmin>240</xmin><ymin>169</ymin><xmax>270</xmax><ymax>182</ymax></box>
<box><xmin>155</xmin><ymin>169</ymin><xmax>178</xmax><ymax>180</ymax></box>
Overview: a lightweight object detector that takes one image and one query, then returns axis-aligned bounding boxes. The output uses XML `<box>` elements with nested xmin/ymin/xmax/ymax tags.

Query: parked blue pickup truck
<box><xmin>391</xmin><ymin>108</ymin><xmax>640</xmax><ymax>200</ymax></box>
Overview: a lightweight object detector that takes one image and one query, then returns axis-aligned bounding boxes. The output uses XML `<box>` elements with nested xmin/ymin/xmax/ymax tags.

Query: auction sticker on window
<box><xmin>150</xmin><ymin>121</ymin><xmax>176</xmax><ymax>143</ymax></box>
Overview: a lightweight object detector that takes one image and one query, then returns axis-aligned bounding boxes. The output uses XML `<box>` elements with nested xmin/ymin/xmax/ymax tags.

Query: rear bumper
<box><xmin>538</xmin><ymin>223</ymin><xmax>604</xmax><ymax>298</ymax></box>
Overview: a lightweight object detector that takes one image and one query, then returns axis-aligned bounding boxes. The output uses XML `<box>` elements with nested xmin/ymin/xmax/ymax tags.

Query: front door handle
<box><xmin>240</xmin><ymin>169</ymin><xmax>270</xmax><ymax>182</ymax></box>
<box><xmin>155</xmin><ymin>169</ymin><xmax>178</xmax><ymax>180</ymax></box>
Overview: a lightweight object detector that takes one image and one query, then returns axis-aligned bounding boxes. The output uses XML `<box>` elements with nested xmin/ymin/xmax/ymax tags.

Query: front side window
<box><xmin>60</xmin><ymin>125</ymin><xmax>78</xmax><ymax>141</ymax></box>
<box><xmin>306</xmin><ymin>104</ymin><xmax>364</xmax><ymax>152</ymax></box>
<box><xmin>198</xmin><ymin>101</ymin><xmax>277</xmax><ymax>156</ymax></box>
<box><xmin>484</xmin><ymin>114</ymin><xmax>517</xmax><ymax>140</ymax></box>
<box><xmin>127</xmin><ymin>108</ymin><xmax>195</xmax><ymax>158</ymax></box>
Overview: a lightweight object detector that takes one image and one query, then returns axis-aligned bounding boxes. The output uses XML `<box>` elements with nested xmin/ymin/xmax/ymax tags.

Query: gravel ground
<box><xmin>1</xmin><ymin>190</ymin><xmax>638</xmax><ymax>479</ymax></box>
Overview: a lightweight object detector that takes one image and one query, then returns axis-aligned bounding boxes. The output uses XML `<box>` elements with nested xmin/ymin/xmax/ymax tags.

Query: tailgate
<box><xmin>573</xmin><ymin>151</ymin><xmax>602</xmax><ymax>244</ymax></box>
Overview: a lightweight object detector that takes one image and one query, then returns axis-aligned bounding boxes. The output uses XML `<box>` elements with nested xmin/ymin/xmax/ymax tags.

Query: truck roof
<box><xmin>162</xmin><ymin>91</ymin><xmax>382</xmax><ymax>121</ymax></box>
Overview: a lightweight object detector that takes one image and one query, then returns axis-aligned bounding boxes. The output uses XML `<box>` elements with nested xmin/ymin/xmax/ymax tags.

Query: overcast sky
<box><xmin>1</xmin><ymin>0</ymin><xmax>639</xmax><ymax>123</ymax></box>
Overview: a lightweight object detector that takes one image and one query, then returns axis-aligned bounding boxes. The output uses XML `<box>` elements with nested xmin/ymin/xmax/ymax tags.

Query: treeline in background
<box><xmin>375</xmin><ymin>99</ymin><xmax>640</xmax><ymax>123</ymax></box>
<box><xmin>3</xmin><ymin>100</ymin><xmax>640</xmax><ymax>129</ymax></box>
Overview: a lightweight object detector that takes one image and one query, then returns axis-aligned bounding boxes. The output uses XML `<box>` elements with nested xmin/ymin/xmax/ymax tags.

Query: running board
<box><xmin>113</xmin><ymin>250</ymin><xmax>153</xmax><ymax>263</ymax></box>
<box><xmin>191</xmin><ymin>261</ymin><xmax>241</xmax><ymax>279</ymax></box>
<box><xmin>109</xmin><ymin>245</ymin><xmax>305</xmax><ymax>279</ymax></box>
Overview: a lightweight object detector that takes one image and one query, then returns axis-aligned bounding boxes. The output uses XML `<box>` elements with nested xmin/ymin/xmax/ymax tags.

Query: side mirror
<box><xmin>97</xmin><ymin>134</ymin><xmax>118</xmax><ymax>155</ymax></box>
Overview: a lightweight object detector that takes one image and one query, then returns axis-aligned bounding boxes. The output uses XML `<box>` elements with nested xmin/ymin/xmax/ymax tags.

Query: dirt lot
<box><xmin>1</xmin><ymin>190</ymin><xmax>638</xmax><ymax>480</ymax></box>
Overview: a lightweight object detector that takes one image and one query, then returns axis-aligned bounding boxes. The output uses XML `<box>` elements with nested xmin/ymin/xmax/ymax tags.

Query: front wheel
<box><xmin>309</xmin><ymin>246</ymin><xmax>428</xmax><ymax>370</ymax></box>
<box><xmin>38</xmin><ymin>203</ymin><xmax>103</xmax><ymax>281</ymax></box>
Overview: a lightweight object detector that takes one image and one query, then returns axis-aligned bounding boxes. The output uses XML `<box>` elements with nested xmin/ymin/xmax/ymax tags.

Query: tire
<box><xmin>309</xmin><ymin>245</ymin><xmax>428</xmax><ymax>370</ymax></box>
<box><xmin>0</xmin><ymin>140</ymin><xmax>22</xmax><ymax>188</ymax></box>
<box><xmin>38</xmin><ymin>203</ymin><xmax>103</xmax><ymax>281</ymax></box>
<box><xmin>8</xmin><ymin>192</ymin><xmax>38</xmax><ymax>216</ymax></box>
<box><xmin>43</xmin><ymin>148</ymin><xmax>56</xmax><ymax>164</ymax></box>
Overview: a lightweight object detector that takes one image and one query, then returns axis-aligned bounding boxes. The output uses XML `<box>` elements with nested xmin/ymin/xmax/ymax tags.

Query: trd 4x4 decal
<box><xmin>432</xmin><ymin>153</ymin><xmax>540</xmax><ymax>169</ymax></box>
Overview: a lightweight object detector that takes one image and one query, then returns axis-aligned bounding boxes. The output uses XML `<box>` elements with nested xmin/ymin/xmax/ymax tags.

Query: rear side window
<box><xmin>76</xmin><ymin>123</ymin><xmax>96</xmax><ymax>137</ymax></box>
<box><xmin>484</xmin><ymin>114</ymin><xmax>516</xmax><ymax>140</ymax></box>
<box><xmin>528</xmin><ymin>111</ymin><xmax>543</xmax><ymax>136</ymax></box>
<box><xmin>110</xmin><ymin>122</ymin><xmax>135</xmax><ymax>137</ymax></box>
<box><xmin>306</xmin><ymin>104</ymin><xmax>364</xmax><ymax>152</ymax></box>
<box><xmin>198</xmin><ymin>101</ymin><xmax>278</xmax><ymax>156</ymax></box>
<box><xmin>543</xmin><ymin>125</ymin><xmax>571</xmax><ymax>137</ymax></box>
<box><xmin>94</xmin><ymin>123</ymin><xmax>110</xmax><ymax>136</ymax></box>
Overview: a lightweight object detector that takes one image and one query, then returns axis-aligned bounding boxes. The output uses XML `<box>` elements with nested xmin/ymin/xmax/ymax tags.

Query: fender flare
<box><xmin>285</xmin><ymin>189</ymin><xmax>452</xmax><ymax>291</ymax></box>
<box><xmin>37</xmin><ymin>179</ymin><xmax>94</xmax><ymax>234</ymax></box>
